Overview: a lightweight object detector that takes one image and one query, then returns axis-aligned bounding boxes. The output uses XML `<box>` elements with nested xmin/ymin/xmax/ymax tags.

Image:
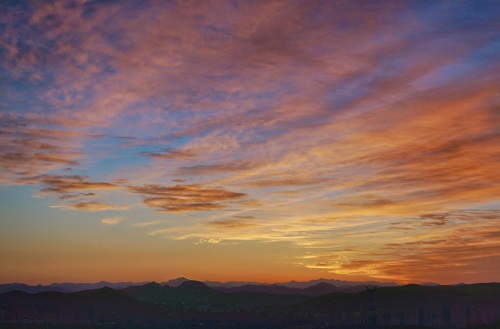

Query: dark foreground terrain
<box><xmin>1</xmin><ymin>281</ymin><xmax>499</xmax><ymax>328</ymax></box>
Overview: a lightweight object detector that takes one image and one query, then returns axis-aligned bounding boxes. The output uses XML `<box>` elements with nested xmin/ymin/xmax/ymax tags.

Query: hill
<box><xmin>0</xmin><ymin>283</ymin><xmax>499</xmax><ymax>328</ymax></box>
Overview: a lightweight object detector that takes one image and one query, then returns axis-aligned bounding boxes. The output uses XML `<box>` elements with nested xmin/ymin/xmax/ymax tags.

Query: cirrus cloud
<box><xmin>50</xmin><ymin>201</ymin><xmax>128</xmax><ymax>212</ymax></box>
<box><xmin>128</xmin><ymin>184</ymin><xmax>247</xmax><ymax>212</ymax></box>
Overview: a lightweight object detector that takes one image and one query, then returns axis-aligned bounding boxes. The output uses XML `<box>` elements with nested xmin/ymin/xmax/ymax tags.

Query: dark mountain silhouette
<box><xmin>0</xmin><ymin>281</ymin><xmax>148</xmax><ymax>294</ymax></box>
<box><xmin>1</xmin><ymin>282</ymin><xmax>499</xmax><ymax>328</ymax></box>
<box><xmin>215</xmin><ymin>283</ymin><xmax>299</xmax><ymax>295</ymax></box>
<box><xmin>123</xmin><ymin>280</ymin><xmax>305</xmax><ymax>312</ymax></box>
<box><xmin>288</xmin><ymin>283</ymin><xmax>500</xmax><ymax>328</ymax></box>
<box><xmin>303</xmin><ymin>282</ymin><xmax>341</xmax><ymax>295</ymax></box>
<box><xmin>214</xmin><ymin>281</ymin><xmax>383</xmax><ymax>296</ymax></box>
<box><xmin>420</xmin><ymin>282</ymin><xmax>441</xmax><ymax>286</ymax></box>
<box><xmin>160</xmin><ymin>277</ymin><xmax>400</xmax><ymax>289</ymax></box>
<box><xmin>276</xmin><ymin>278</ymin><xmax>399</xmax><ymax>289</ymax></box>
<box><xmin>162</xmin><ymin>277</ymin><xmax>189</xmax><ymax>287</ymax></box>
<box><xmin>163</xmin><ymin>277</ymin><xmax>273</xmax><ymax>288</ymax></box>
<box><xmin>202</xmin><ymin>279</ymin><xmax>271</xmax><ymax>288</ymax></box>
<box><xmin>47</xmin><ymin>280</ymin><xmax>148</xmax><ymax>292</ymax></box>
<box><xmin>123</xmin><ymin>281</ymin><xmax>170</xmax><ymax>297</ymax></box>
<box><xmin>178</xmin><ymin>280</ymin><xmax>213</xmax><ymax>291</ymax></box>
<box><xmin>0</xmin><ymin>287</ymin><xmax>169</xmax><ymax>327</ymax></box>
<box><xmin>215</xmin><ymin>282</ymin><xmax>344</xmax><ymax>296</ymax></box>
<box><xmin>0</xmin><ymin>283</ymin><xmax>65</xmax><ymax>294</ymax></box>
<box><xmin>0</xmin><ymin>278</ymin><xmax>399</xmax><ymax>295</ymax></box>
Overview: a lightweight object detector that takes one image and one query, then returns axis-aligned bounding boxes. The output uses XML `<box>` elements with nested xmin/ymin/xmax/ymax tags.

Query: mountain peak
<box><xmin>178</xmin><ymin>280</ymin><xmax>209</xmax><ymax>290</ymax></box>
<box><xmin>163</xmin><ymin>277</ymin><xmax>190</xmax><ymax>287</ymax></box>
<box><xmin>311</xmin><ymin>282</ymin><xmax>336</xmax><ymax>288</ymax></box>
<box><xmin>145</xmin><ymin>281</ymin><xmax>161</xmax><ymax>287</ymax></box>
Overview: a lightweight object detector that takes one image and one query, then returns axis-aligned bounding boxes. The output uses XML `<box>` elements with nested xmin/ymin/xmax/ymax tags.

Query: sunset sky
<box><xmin>1</xmin><ymin>0</ymin><xmax>499</xmax><ymax>285</ymax></box>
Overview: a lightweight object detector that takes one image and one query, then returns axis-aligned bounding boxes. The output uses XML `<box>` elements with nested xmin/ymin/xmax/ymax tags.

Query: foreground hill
<box><xmin>1</xmin><ymin>282</ymin><xmax>499</xmax><ymax>328</ymax></box>
<box><xmin>123</xmin><ymin>280</ymin><xmax>306</xmax><ymax>311</ymax></box>
<box><xmin>0</xmin><ymin>287</ymin><xmax>170</xmax><ymax>327</ymax></box>
<box><xmin>289</xmin><ymin>283</ymin><xmax>500</xmax><ymax>328</ymax></box>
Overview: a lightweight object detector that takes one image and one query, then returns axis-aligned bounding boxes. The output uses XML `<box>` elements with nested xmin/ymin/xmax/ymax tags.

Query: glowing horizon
<box><xmin>1</xmin><ymin>0</ymin><xmax>499</xmax><ymax>286</ymax></box>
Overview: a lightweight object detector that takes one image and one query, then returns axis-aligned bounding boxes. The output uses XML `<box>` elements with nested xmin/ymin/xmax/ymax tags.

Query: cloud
<box><xmin>378</xmin><ymin>223</ymin><xmax>500</xmax><ymax>283</ymax></box>
<box><xmin>178</xmin><ymin>161</ymin><xmax>253</xmax><ymax>176</ymax></box>
<box><xmin>0</xmin><ymin>119</ymin><xmax>86</xmax><ymax>182</ymax></box>
<box><xmin>51</xmin><ymin>201</ymin><xmax>128</xmax><ymax>212</ymax></box>
<box><xmin>58</xmin><ymin>192</ymin><xmax>96</xmax><ymax>200</ymax></box>
<box><xmin>197</xmin><ymin>238</ymin><xmax>222</xmax><ymax>245</ymax></box>
<box><xmin>418</xmin><ymin>213</ymin><xmax>450</xmax><ymax>227</ymax></box>
<box><xmin>139</xmin><ymin>149</ymin><xmax>196</xmax><ymax>160</ymax></box>
<box><xmin>301</xmin><ymin>210</ymin><xmax>500</xmax><ymax>283</ymax></box>
<box><xmin>233</xmin><ymin>215</ymin><xmax>256</xmax><ymax>219</ymax></box>
<box><xmin>128</xmin><ymin>184</ymin><xmax>247</xmax><ymax>212</ymax></box>
<box><xmin>101</xmin><ymin>217</ymin><xmax>125</xmax><ymax>225</ymax></box>
<box><xmin>243</xmin><ymin>176</ymin><xmax>326</xmax><ymax>188</ymax></box>
<box><xmin>26</xmin><ymin>175</ymin><xmax>117</xmax><ymax>194</ymax></box>
<box><xmin>1</xmin><ymin>0</ymin><xmax>499</xmax><ymax>283</ymax></box>
<box><xmin>133</xmin><ymin>220</ymin><xmax>167</xmax><ymax>228</ymax></box>
<box><xmin>209</xmin><ymin>219</ymin><xmax>256</xmax><ymax>229</ymax></box>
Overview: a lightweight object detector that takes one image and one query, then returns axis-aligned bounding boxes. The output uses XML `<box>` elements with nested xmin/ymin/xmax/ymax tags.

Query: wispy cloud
<box><xmin>26</xmin><ymin>175</ymin><xmax>117</xmax><ymax>195</ymax></box>
<box><xmin>1</xmin><ymin>0</ymin><xmax>499</xmax><ymax>283</ymax></box>
<box><xmin>0</xmin><ymin>120</ymin><xmax>86</xmax><ymax>182</ymax></box>
<box><xmin>101</xmin><ymin>217</ymin><xmax>126</xmax><ymax>225</ymax></box>
<box><xmin>58</xmin><ymin>192</ymin><xmax>96</xmax><ymax>200</ymax></box>
<box><xmin>209</xmin><ymin>219</ymin><xmax>257</xmax><ymax>230</ymax></box>
<box><xmin>300</xmin><ymin>210</ymin><xmax>500</xmax><ymax>282</ymax></box>
<box><xmin>51</xmin><ymin>201</ymin><xmax>128</xmax><ymax>212</ymax></box>
<box><xmin>128</xmin><ymin>184</ymin><xmax>247</xmax><ymax>212</ymax></box>
<box><xmin>139</xmin><ymin>149</ymin><xmax>196</xmax><ymax>160</ymax></box>
<box><xmin>133</xmin><ymin>220</ymin><xmax>167</xmax><ymax>228</ymax></box>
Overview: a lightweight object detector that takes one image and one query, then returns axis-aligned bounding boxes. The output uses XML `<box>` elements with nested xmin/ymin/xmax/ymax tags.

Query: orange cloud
<box><xmin>140</xmin><ymin>149</ymin><xmax>196</xmax><ymax>160</ymax></box>
<box><xmin>209</xmin><ymin>219</ymin><xmax>257</xmax><ymax>229</ymax></box>
<box><xmin>29</xmin><ymin>175</ymin><xmax>117</xmax><ymax>194</ymax></box>
<box><xmin>301</xmin><ymin>210</ymin><xmax>500</xmax><ymax>283</ymax></box>
<box><xmin>101</xmin><ymin>217</ymin><xmax>126</xmax><ymax>225</ymax></box>
<box><xmin>0</xmin><ymin>118</ymin><xmax>86</xmax><ymax>182</ymax></box>
<box><xmin>58</xmin><ymin>192</ymin><xmax>96</xmax><ymax>200</ymax></box>
<box><xmin>51</xmin><ymin>201</ymin><xmax>128</xmax><ymax>212</ymax></box>
<box><xmin>129</xmin><ymin>184</ymin><xmax>247</xmax><ymax>212</ymax></box>
<box><xmin>1</xmin><ymin>0</ymin><xmax>499</xmax><ymax>283</ymax></box>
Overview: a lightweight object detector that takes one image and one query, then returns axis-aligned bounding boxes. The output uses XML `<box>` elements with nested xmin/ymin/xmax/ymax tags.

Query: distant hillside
<box><xmin>0</xmin><ymin>278</ymin><xmax>398</xmax><ymax>294</ymax></box>
<box><xmin>0</xmin><ymin>277</ymin><xmax>397</xmax><ymax>295</ymax></box>
<box><xmin>0</xmin><ymin>283</ymin><xmax>65</xmax><ymax>294</ymax></box>
<box><xmin>162</xmin><ymin>277</ymin><xmax>268</xmax><ymax>288</ymax></box>
<box><xmin>1</xmin><ymin>283</ymin><xmax>499</xmax><ymax>328</ymax></box>
<box><xmin>161</xmin><ymin>277</ymin><xmax>189</xmax><ymax>287</ymax></box>
<box><xmin>215</xmin><ymin>282</ymin><xmax>344</xmax><ymax>296</ymax></box>
<box><xmin>47</xmin><ymin>281</ymin><xmax>148</xmax><ymax>292</ymax></box>
<box><xmin>0</xmin><ymin>281</ymin><xmax>148</xmax><ymax>293</ymax></box>
<box><xmin>124</xmin><ymin>280</ymin><xmax>306</xmax><ymax>312</ymax></box>
<box><xmin>160</xmin><ymin>277</ymin><xmax>400</xmax><ymax>288</ymax></box>
<box><xmin>4</xmin><ymin>278</ymin><xmax>498</xmax><ymax>296</ymax></box>
<box><xmin>276</xmin><ymin>278</ymin><xmax>400</xmax><ymax>289</ymax></box>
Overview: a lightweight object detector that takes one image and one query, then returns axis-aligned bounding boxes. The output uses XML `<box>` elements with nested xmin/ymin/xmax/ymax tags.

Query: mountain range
<box><xmin>1</xmin><ymin>280</ymin><xmax>499</xmax><ymax>328</ymax></box>
<box><xmin>0</xmin><ymin>277</ymin><xmax>399</xmax><ymax>294</ymax></box>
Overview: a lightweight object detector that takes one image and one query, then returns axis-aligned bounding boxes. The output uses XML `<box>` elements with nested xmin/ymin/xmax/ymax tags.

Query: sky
<box><xmin>0</xmin><ymin>0</ymin><xmax>499</xmax><ymax>285</ymax></box>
